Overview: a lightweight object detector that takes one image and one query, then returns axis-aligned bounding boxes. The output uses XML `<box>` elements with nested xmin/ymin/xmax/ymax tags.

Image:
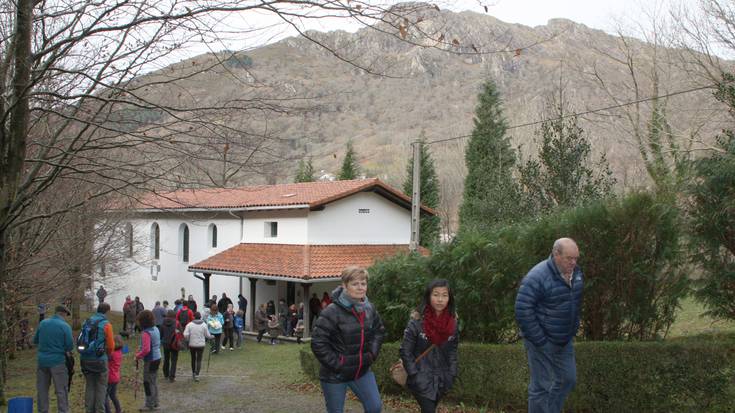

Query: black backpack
<box><xmin>177</xmin><ymin>309</ymin><xmax>191</xmax><ymax>331</ymax></box>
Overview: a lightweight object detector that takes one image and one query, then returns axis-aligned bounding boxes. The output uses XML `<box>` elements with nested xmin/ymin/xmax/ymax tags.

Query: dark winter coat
<box><xmin>399</xmin><ymin>311</ymin><xmax>459</xmax><ymax>401</ymax></box>
<box><xmin>217</xmin><ymin>296</ymin><xmax>233</xmax><ymax>315</ymax></box>
<box><xmin>515</xmin><ymin>255</ymin><xmax>584</xmax><ymax>347</ymax></box>
<box><xmin>158</xmin><ymin>318</ymin><xmax>178</xmax><ymax>351</ymax></box>
<box><xmin>311</xmin><ymin>286</ymin><xmax>385</xmax><ymax>383</ymax></box>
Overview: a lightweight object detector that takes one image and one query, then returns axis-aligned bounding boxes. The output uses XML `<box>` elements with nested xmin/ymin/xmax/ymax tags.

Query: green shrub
<box><xmin>369</xmin><ymin>192</ymin><xmax>688</xmax><ymax>342</ymax></box>
<box><xmin>301</xmin><ymin>334</ymin><xmax>735</xmax><ymax>412</ymax></box>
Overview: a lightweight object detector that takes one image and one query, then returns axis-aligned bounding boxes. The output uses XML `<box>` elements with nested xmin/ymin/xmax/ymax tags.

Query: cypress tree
<box><xmin>459</xmin><ymin>80</ymin><xmax>520</xmax><ymax>234</ymax></box>
<box><xmin>294</xmin><ymin>158</ymin><xmax>316</xmax><ymax>182</ymax></box>
<box><xmin>338</xmin><ymin>141</ymin><xmax>360</xmax><ymax>180</ymax></box>
<box><xmin>403</xmin><ymin>133</ymin><xmax>441</xmax><ymax>247</ymax></box>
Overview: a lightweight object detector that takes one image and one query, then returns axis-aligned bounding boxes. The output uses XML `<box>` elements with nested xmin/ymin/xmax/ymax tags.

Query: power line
<box><xmin>424</xmin><ymin>82</ymin><xmax>720</xmax><ymax>146</ymax></box>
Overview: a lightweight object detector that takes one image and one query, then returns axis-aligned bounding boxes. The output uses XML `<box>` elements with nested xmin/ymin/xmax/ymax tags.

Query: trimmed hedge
<box><xmin>300</xmin><ymin>334</ymin><xmax>735</xmax><ymax>412</ymax></box>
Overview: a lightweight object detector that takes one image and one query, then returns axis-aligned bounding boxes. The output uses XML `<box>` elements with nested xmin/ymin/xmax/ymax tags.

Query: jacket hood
<box><xmin>192</xmin><ymin>319</ymin><xmax>204</xmax><ymax>325</ymax></box>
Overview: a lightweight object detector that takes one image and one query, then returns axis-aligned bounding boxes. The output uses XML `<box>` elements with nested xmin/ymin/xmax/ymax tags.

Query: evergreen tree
<box><xmin>338</xmin><ymin>141</ymin><xmax>361</xmax><ymax>180</ymax></box>
<box><xmin>294</xmin><ymin>157</ymin><xmax>316</xmax><ymax>182</ymax></box>
<box><xmin>688</xmin><ymin>73</ymin><xmax>735</xmax><ymax>321</ymax></box>
<box><xmin>403</xmin><ymin>133</ymin><xmax>441</xmax><ymax>247</ymax></box>
<box><xmin>518</xmin><ymin>99</ymin><xmax>616</xmax><ymax>215</ymax></box>
<box><xmin>459</xmin><ymin>80</ymin><xmax>521</xmax><ymax>234</ymax></box>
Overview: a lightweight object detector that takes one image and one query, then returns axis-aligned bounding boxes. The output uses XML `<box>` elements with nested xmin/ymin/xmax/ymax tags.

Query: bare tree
<box><xmin>2</xmin><ymin>0</ymin><xmax>543</xmax><ymax>402</ymax></box>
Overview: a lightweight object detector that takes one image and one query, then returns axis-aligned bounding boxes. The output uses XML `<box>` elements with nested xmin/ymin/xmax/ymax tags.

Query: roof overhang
<box><xmin>189</xmin><ymin>268</ymin><xmax>341</xmax><ymax>283</ymax></box>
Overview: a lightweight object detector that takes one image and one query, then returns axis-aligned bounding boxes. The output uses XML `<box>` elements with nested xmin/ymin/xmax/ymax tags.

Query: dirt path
<box><xmin>154</xmin><ymin>341</ymin><xmax>408</xmax><ymax>413</ymax></box>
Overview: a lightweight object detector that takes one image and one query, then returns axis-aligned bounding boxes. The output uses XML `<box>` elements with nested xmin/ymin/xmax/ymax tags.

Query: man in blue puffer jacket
<box><xmin>515</xmin><ymin>238</ymin><xmax>583</xmax><ymax>413</ymax></box>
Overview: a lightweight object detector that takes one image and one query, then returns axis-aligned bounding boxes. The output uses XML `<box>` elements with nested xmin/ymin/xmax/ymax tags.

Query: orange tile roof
<box><xmin>188</xmin><ymin>243</ymin><xmax>429</xmax><ymax>281</ymax></box>
<box><xmin>124</xmin><ymin>178</ymin><xmax>435</xmax><ymax>215</ymax></box>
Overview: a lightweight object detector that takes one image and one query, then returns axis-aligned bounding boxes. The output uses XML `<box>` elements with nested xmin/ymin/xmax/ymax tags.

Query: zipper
<box><xmin>352</xmin><ymin>308</ymin><xmax>365</xmax><ymax>379</ymax></box>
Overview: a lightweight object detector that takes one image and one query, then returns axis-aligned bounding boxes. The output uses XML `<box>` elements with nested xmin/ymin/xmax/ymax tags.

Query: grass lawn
<box><xmin>667</xmin><ymin>295</ymin><xmax>735</xmax><ymax>337</ymax></box>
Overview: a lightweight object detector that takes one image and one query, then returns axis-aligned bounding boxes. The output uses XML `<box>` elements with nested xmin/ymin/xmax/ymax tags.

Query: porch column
<box><xmin>248</xmin><ymin>277</ymin><xmax>258</xmax><ymax>331</ymax></box>
<box><xmin>301</xmin><ymin>283</ymin><xmax>311</xmax><ymax>336</ymax></box>
<box><xmin>202</xmin><ymin>273</ymin><xmax>211</xmax><ymax>305</ymax></box>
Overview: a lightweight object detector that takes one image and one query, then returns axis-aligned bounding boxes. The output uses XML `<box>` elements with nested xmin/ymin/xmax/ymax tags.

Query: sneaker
<box><xmin>194</xmin><ymin>375</ymin><xmax>200</xmax><ymax>382</ymax></box>
<box><xmin>229</xmin><ymin>347</ymin><xmax>234</xmax><ymax>351</ymax></box>
<box><xmin>221</xmin><ymin>345</ymin><xmax>226</xmax><ymax>350</ymax></box>
<box><xmin>169</xmin><ymin>377</ymin><xmax>175</xmax><ymax>383</ymax></box>
<box><xmin>192</xmin><ymin>373</ymin><xmax>196</xmax><ymax>381</ymax></box>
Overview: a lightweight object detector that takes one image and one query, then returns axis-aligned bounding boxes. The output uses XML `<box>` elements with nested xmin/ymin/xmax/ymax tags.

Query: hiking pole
<box><xmin>134</xmin><ymin>359</ymin><xmax>140</xmax><ymax>400</ymax></box>
<box><xmin>206</xmin><ymin>338</ymin><xmax>212</xmax><ymax>373</ymax></box>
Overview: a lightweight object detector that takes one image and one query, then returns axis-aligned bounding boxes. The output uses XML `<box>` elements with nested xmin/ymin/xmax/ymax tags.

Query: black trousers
<box><xmin>413</xmin><ymin>393</ymin><xmax>439</xmax><ymax>413</ymax></box>
<box><xmin>222</xmin><ymin>327</ymin><xmax>234</xmax><ymax>348</ymax></box>
<box><xmin>210</xmin><ymin>334</ymin><xmax>221</xmax><ymax>353</ymax></box>
<box><xmin>257</xmin><ymin>329</ymin><xmax>266</xmax><ymax>342</ymax></box>
<box><xmin>189</xmin><ymin>347</ymin><xmax>204</xmax><ymax>375</ymax></box>
<box><xmin>162</xmin><ymin>347</ymin><xmax>178</xmax><ymax>379</ymax></box>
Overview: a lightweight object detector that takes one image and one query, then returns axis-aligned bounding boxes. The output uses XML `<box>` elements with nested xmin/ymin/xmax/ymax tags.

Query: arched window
<box><xmin>150</xmin><ymin>222</ymin><xmax>160</xmax><ymax>260</ymax></box>
<box><xmin>125</xmin><ymin>223</ymin><xmax>133</xmax><ymax>258</ymax></box>
<box><xmin>208</xmin><ymin>224</ymin><xmax>218</xmax><ymax>248</ymax></box>
<box><xmin>179</xmin><ymin>223</ymin><xmax>190</xmax><ymax>262</ymax></box>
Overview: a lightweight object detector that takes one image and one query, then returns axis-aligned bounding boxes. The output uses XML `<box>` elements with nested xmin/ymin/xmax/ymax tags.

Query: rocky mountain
<box><xmin>130</xmin><ymin>3</ymin><xmax>724</xmax><ymax>224</ymax></box>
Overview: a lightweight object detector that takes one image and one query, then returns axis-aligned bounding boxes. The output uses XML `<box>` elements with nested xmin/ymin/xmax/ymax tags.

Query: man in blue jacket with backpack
<box><xmin>515</xmin><ymin>238</ymin><xmax>584</xmax><ymax>413</ymax></box>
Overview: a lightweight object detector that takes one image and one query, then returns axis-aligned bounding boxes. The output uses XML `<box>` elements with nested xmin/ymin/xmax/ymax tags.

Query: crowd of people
<box><xmin>31</xmin><ymin>237</ymin><xmax>582</xmax><ymax>413</ymax></box>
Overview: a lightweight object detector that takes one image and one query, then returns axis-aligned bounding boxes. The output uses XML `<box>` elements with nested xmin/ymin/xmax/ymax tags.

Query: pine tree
<box><xmin>294</xmin><ymin>158</ymin><xmax>315</xmax><ymax>183</ymax></box>
<box><xmin>518</xmin><ymin>99</ymin><xmax>616</xmax><ymax>215</ymax></box>
<box><xmin>459</xmin><ymin>80</ymin><xmax>521</xmax><ymax>234</ymax></box>
<box><xmin>338</xmin><ymin>141</ymin><xmax>360</xmax><ymax>180</ymax></box>
<box><xmin>403</xmin><ymin>133</ymin><xmax>441</xmax><ymax>247</ymax></box>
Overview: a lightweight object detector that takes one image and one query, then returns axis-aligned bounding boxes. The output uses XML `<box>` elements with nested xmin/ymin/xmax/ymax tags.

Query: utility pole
<box><xmin>410</xmin><ymin>141</ymin><xmax>421</xmax><ymax>252</ymax></box>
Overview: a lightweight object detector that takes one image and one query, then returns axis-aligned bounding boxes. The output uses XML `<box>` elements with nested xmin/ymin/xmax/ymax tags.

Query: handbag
<box><xmin>390</xmin><ymin>344</ymin><xmax>436</xmax><ymax>387</ymax></box>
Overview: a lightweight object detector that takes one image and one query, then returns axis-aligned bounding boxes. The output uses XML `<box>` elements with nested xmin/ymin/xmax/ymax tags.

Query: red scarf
<box><xmin>423</xmin><ymin>306</ymin><xmax>456</xmax><ymax>345</ymax></box>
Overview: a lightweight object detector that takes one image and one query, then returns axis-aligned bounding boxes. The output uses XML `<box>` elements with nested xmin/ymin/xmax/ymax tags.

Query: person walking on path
<box><xmin>96</xmin><ymin>286</ymin><xmax>107</xmax><ymax>304</ymax></box>
<box><xmin>135</xmin><ymin>310</ymin><xmax>162</xmax><ymax>411</ymax></box>
<box><xmin>80</xmin><ymin>303</ymin><xmax>115</xmax><ymax>413</ymax></box>
<box><xmin>311</xmin><ymin>266</ymin><xmax>386</xmax><ymax>413</ymax></box>
<box><xmin>515</xmin><ymin>238</ymin><xmax>584</xmax><ymax>413</ymax></box>
<box><xmin>152</xmin><ymin>301</ymin><xmax>166</xmax><ymax>328</ymax></box>
<box><xmin>255</xmin><ymin>304</ymin><xmax>268</xmax><ymax>343</ymax></box>
<box><xmin>105</xmin><ymin>335</ymin><xmax>124</xmax><ymax>413</ymax></box>
<box><xmin>159</xmin><ymin>310</ymin><xmax>180</xmax><ymax>382</ymax></box>
<box><xmin>400</xmin><ymin>279</ymin><xmax>459</xmax><ymax>413</ymax></box>
<box><xmin>206</xmin><ymin>304</ymin><xmax>224</xmax><ymax>354</ymax></box>
<box><xmin>183</xmin><ymin>311</ymin><xmax>212</xmax><ymax>381</ymax></box>
<box><xmin>34</xmin><ymin>305</ymin><xmax>74</xmax><ymax>413</ymax></box>
<box><xmin>123</xmin><ymin>296</ymin><xmax>136</xmax><ymax>337</ymax></box>
<box><xmin>222</xmin><ymin>304</ymin><xmax>236</xmax><ymax>350</ymax></box>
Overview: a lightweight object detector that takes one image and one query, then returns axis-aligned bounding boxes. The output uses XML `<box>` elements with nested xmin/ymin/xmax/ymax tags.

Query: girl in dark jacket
<box><xmin>311</xmin><ymin>266</ymin><xmax>385</xmax><ymax>413</ymax></box>
<box><xmin>399</xmin><ymin>279</ymin><xmax>459</xmax><ymax>413</ymax></box>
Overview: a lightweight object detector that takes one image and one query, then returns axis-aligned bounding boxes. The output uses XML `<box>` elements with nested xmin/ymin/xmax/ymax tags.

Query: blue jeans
<box><xmin>524</xmin><ymin>339</ymin><xmax>576</xmax><ymax>413</ymax></box>
<box><xmin>321</xmin><ymin>370</ymin><xmax>382</xmax><ymax>413</ymax></box>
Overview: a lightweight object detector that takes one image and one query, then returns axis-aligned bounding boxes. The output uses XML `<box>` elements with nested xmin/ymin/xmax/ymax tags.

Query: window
<box><xmin>125</xmin><ymin>223</ymin><xmax>133</xmax><ymax>258</ymax></box>
<box><xmin>264</xmin><ymin>221</ymin><xmax>278</xmax><ymax>238</ymax></box>
<box><xmin>179</xmin><ymin>223</ymin><xmax>190</xmax><ymax>262</ymax></box>
<box><xmin>150</xmin><ymin>223</ymin><xmax>160</xmax><ymax>260</ymax></box>
<box><xmin>208</xmin><ymin>224</ymin><xmax>218</xmax><ymax>248</ymax></box>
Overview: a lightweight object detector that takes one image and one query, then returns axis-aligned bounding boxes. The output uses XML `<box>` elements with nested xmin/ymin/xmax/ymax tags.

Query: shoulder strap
<box><xmin>414</xmin><ymin>344</ymin><xmax>436</xmax><ymax>363</ymax></box>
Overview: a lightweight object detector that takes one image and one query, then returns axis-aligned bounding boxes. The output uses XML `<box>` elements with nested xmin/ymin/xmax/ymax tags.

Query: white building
<box><xmin>104</xmin><ymin>178</ymin><xmax>432</xmax><ymax>334</ymax></box>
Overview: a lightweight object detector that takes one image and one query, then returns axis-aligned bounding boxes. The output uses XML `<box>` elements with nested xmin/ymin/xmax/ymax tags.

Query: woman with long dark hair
<box><xmin>399</xmin><ymin>279</ymin><xmax>459</xmax><ymax>413</ymax></box>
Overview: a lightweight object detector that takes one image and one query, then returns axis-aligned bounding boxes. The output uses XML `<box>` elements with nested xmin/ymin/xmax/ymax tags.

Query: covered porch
<box><xmin>188</xmin><ymin>243</ymin><xmax>421</xmax><ymax>337</ymax></box>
